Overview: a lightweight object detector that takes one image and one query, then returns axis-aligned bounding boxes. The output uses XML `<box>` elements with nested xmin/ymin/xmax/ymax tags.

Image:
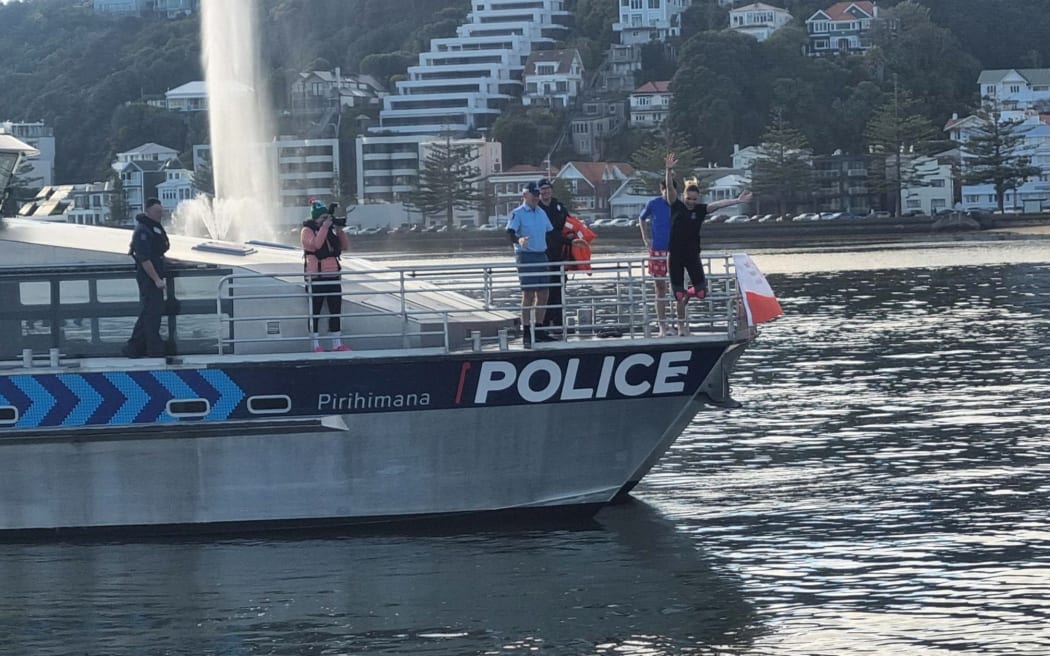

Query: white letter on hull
<box><xmin>653</xmin><ymin>351</ymin><xmax>690</xmax><ymax>394</ymax></box>
<box><xmin>474</xmin><ymin>361</ymin><xmax>517</xmax><ymax>404</ymax></box>
<box><xmin>560</xmin><ymin>358</ymin><xmax>594</xmax><ymax>401</ymax></box>
<box><xmin>517</xmin><ymin>360</ymin><xmax>562</xmax><ymax>403</ymax></box>
<box><xmin>614</xmin><ymin>354</ymin><xmax>655</xmax><ymax>397</ymax></box>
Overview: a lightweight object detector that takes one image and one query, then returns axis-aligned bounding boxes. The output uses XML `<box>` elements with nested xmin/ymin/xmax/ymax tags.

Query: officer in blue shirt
<box><xmin>123</xmin><ymin>197</ymin><xmax>169</xmax><ymax>358</ymax></box>
<box><xmin>506</xmin><ymin>181</ymin><xmax>553</xmax><ymax>347</ymax></box>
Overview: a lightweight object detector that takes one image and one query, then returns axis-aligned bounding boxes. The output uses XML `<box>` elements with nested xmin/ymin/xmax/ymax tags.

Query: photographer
<box><xmin>301</xmin><ymin>199</ymin><xmax>351</xmax><ymax>352</ymax></box>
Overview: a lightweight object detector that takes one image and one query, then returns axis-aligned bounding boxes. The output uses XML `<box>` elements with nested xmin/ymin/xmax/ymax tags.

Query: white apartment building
<box><xmin>155</xmin><ymin>166</ymin><xmax>196</xmax><ymax>208</ymax></box>
<box><xmin>376</xmin><ymin>0</ymin><xmax>571</xmax><ymax>136</ymax></box>
<box><xmin>355</xmin><ymin>134</ymin><xmax>502</xmax><ymax>209</ymax></box>
<box><xmin>615</xmin><ymin>0</ymin><xmax>691</xmax><ymax>46</ymax></box>
<box><xmin>899</xmin><ymin>154</ymin><xmax>955</xmax><ymax>216</ymax></box>
<box><xmin>978</xmin><ymin>69</ymin><xmax>1050</xmax><ymax>110</ymax></box>
<box><xmin>0</xmin><ymin>121</ymin><xmax>56</xmax><ymax>187</ymax></box>
<box><xmin>729</xmin><ymin>3</ymin><xmax>793</xmax><ymax>42</ymax></box>
<box><xmin>360</xmin><ymin>1</ymin><xmax>565</xmax><ymax>205</ymax></box>
<box><xmin>192</xmin><ymin>138</ymin><xmax>341</xmax><ymax>228</ymax></box>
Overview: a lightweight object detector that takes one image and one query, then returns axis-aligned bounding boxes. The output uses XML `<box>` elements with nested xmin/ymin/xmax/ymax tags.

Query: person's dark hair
<box><xmin>658</xmin><ymin>179</ymin><xmax>678</xmax><ymax>191</ymax></box>
<box><xmin>685</xmin><ymin>184</ymin><xmax>700</xmax><ymax>194</ymax></box>
<box><xmin>145</xmin><ymin>197</ymin><xmax>162</xmax><ymax>209</ymax></box>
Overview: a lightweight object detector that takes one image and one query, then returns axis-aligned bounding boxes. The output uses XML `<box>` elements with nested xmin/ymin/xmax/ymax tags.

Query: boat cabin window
<box><xmin>247</xmin><ymin>395</ymin><xmax>292</xmax><ymax>414</ymax></box>
<box><xmin>0</xmin><ymin>406</ymin><xmax>18</xmax><ymax>425</ymax></box>
<box><xmin>166</xmin><ymin>399</ymin><xmax>210</xmax><ymax>418</ymax></box>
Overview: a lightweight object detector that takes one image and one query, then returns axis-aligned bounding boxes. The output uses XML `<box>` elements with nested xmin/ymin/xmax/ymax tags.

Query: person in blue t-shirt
<box><xmin>506</xmin><ymin>181</ymin><xmax>554</xmax><ymax>347</ymax></box>
<box><xmin>639</xmin><ymin>177</ymin><xmax>675</xmax><ymax>336</ymax></box>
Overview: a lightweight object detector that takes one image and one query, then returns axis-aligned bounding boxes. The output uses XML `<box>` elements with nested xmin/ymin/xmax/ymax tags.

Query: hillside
<box><xmin>1</xmin><ymin>0</ymin><xmax>1049</xmax><ymax>183</ymax></box>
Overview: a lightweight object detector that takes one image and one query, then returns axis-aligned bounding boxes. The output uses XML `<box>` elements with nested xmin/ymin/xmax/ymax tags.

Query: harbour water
<box><xmin>1</xmin><ymin>238</ymin><xmax>1048</xmax><ymax>655</ymax></box>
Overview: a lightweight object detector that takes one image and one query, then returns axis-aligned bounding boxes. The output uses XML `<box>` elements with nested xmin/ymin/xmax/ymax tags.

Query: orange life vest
<box><xmin>562</xmin><ymin>215</ymin><xmax>596</xmax><ymax>272</ymax></box>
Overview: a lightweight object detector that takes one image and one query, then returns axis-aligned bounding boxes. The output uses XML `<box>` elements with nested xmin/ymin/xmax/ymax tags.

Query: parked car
<box><xmin>476</xmin><ymin>223</ymin><xmax>500</xmax><ymax>231</ymax></box>
<box><xmin>609</xmin><ymin>217</ymin><xmax>636</xmax><ymax>227</ymax></box>
<box><xmin>792</xmin><ymin>212</ymin><xmax>820</xmax><ymax>222</ymax></box>
<box><xmin>868</xmin><ymin>211</ymin><xmax>892</xmax><ymax>219</ymax></box>
<box><xmin>708</xmin><ymin>214</ymin><xmax>730</xmax><ymax>223</ymax></box>
<box><xmin>591</xmin><ymin>218</ymin><xmax>614</xmax><ymax>228</ymax></box>
<box><xmin>725</xmin><ymin>214</ymin><xmax>750</xmax><ymax>223</ymax></box>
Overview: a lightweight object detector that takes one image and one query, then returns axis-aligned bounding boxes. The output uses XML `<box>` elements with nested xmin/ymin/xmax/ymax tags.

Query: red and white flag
<box><xmin>733</xmin><ymin>254</ymin><xmax>783</xmax><ymax>326</ymax></box>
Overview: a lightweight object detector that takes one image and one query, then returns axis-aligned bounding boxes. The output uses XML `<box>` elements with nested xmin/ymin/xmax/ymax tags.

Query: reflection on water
<box><xmin>1</xmin><ymin>242</ymin><xmax>1048</xmax><ymax>654</ymax></box>
<box><xmin>644</xmin><ymin>258</ymin><xmax>1050</xmax><ymax>655</ymax></box>
<box><xmin>0</xmin><ymin>501</ymin><xmax>758</xmax><ymax>655</ymax></box>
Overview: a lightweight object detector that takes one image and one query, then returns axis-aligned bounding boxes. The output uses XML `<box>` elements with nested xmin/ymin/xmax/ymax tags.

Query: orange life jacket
<box><xmin>562</xmin><ymin>215</ymin><xmax>596</xmax><ymax>272</ymax></box>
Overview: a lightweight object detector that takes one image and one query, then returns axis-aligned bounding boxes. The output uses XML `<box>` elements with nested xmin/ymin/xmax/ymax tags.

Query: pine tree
<box><xmin>962</xmin><ymin>110</ymin><xmax>1041</xmax><ymax>211</ymax></box>
<box><xmin>410</xmin><ymin>135</ymin><xmax>485</xmax><ymax>226</ymax></box>
<box><xmin>629</xmin><ymin>126</ymin><xmax>702</xmax><ymax>195</ymax></box>
<box><xmin>749</xmin><ymin>111</ymin><xmax>812</xmax><ymax>216</ymax></box>
<box><xmin>108</xmin><ymin>176</ymin><xmax>131</xmax><ymax>227</ymax></box>
<box><xmin>864</xmin><ymin>89</ymin><xmax>942</xmax><ymax>215</ymax></box>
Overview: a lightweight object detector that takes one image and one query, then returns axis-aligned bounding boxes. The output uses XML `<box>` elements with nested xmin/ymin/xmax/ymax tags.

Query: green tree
<box><xmin>962</xmin><ymin>110</ymin><xmax>1041</xmax><ymax>212</ymax></box>
<box><xmin>749</xmin><ymin>111</ymin><xmax>813</xmax><ymax>217</ymax></box>
<box><xmin>864</xmin><ymin>88</ymin><xmax>942</xmax><ymax>215</ymax></box>
<box><xmin>629</xmin><ymin>126</ymin><xmax>702</xmax><ymax>195</ymax></box>
<box><xmin>490</xmin><ymin>106</ymin><xmax>564</xmax><ymax>169</ymax></box>
<box><xmin>411</xmin><ymin>135</ymin><xmax>484</xmax><ymax>226</ymax></box>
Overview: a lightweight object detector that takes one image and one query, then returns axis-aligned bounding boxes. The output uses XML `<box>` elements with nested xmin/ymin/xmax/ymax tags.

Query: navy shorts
<box><xmin>515</xmin><ymin>251</ymin><xmax>549</xmax><ymax>289</ymax></box>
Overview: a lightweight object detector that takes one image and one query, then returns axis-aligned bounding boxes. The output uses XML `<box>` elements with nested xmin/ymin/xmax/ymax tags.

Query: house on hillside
<box><xmin>555</xmin><ymin>161</ymin><xmax>635</xmax><ymax>223</ymax></box>
<box><xmin>630</xmin><ymin>81</ymin><xmax>672</xmax><ymax>128</ymax></box>
<box><xmin>93</xmin><ymin>0</ymin><xmax>197</xmax><ymax>17</ymax></box>
<box><xmin>290</xmin><ymin>69</ymin><xmax>387</xmax><ymax>119</ymax></box>
<box><xmin>729</xmin><ymin>3</ymin><xmax>793</xmax><ymax>42</ymax></box>
<box><xmin>571</xmin><ymin>99</ymin><xmax>627</xmax><ymax>160</ymax></box>
<box><xmin>805</xmin><ymin>1</ymin><xmax>878</xmax><ymax>56</ymax></box>
<box><xmin>522</xmin><ymin>50</ymin><xmax>585</xmax><ymax>110</ymax></box>
<box><xmin>111</xmin><ymin>143</ymin><xmax>183</xmax><ymax>218</ymax></box>
<box><xmin>978</xmin><ymin>69</ymin><xmax>1050</xmax><ymax>111</ymax></box>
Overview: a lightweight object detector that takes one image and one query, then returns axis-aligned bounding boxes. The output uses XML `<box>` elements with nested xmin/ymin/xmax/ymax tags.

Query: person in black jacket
<box><xmin>122</xmin><ymin>197</ymin><xmax>169</xmax><ymax>358</ymax></box>
<box><xmin>537</xmin><ymin>177</ymin><xmax>575</xmax><ymax>334</ymax></box>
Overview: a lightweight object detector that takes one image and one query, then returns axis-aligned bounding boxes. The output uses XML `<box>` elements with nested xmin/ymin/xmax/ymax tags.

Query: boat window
<box><xmin>247</xmin><ymin>395</ymin><xmax>292</xmax><ymax>414</ymax></box>
<box><xmin>19</xmin><ymin>281</ymin><xmax>51</xmax><ymax>305</ymax></box>
<box><xmin>0</xmin><ymin>406</ymin><xmax>18</xmax><ymax>425</ymax></box>
<box><xmin>166</xmin><ymin>399</ymin><xmax>211</xmax><ymax>418</ymax></box>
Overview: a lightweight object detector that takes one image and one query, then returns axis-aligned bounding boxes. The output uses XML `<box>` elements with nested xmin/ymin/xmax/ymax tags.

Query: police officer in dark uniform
<box><xmin>537</xmin><ymin>177</ymin><xmax>574</xmax><ymax>333</ymax></box>
<box><xmin>122</xmin><ymin>197</ymin><xmax>169</xmax><ymax>358</ymax></box>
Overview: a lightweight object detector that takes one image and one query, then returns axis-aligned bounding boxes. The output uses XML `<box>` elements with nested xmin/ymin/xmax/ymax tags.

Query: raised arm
<box><xmin>707</xmin><ymin>190</ymin><xmax>753</xmax><ymax>212</ymax></box>
<box><xmin>664</xmin><ymin>153</ymin><xmax>678</xmax><ymax>206</ymax></box>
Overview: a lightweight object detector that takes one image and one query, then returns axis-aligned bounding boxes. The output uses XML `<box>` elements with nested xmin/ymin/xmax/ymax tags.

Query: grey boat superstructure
<box><xmin>0</xmin><ymin>220</ymin><xmax>762</xmax><ymax>535</ymax></box>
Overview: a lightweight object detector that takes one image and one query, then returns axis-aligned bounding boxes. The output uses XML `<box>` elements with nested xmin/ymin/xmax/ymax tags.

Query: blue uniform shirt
<box><xmin>506</xmin><ymin>203</ymin><xmax>553</xmax><ymax>253</ymax></box>
<box><xmin>639</xmin><ymin>196</ymin><xmax>672</xmax><ymax>251</ymax></box>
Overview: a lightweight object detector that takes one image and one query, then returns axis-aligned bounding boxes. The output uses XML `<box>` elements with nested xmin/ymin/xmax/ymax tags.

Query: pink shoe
<box><xmin>332</xmin><ymin>344</ymin><xmax>351</xmax><ymax>352</ymax></box>
<box><xmin>675</xmin><ymin>290</ymin><xmax>689</xmax><ymax>303</ymax></box>
<box><xmin>687</xmin><ymin>286</ymin><xmax>706</xmax><ymax>300</ymax></box>
<box><xmin>313</xmin><ymin>345</ymin><xmax>325</xmax><ymax>353</ymax></box>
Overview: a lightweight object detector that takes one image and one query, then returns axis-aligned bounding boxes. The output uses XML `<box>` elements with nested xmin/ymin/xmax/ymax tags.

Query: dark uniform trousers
<box><xmin>128</xmin><ymin>271</ymin><xmax>166</xmax><ymax>357</ymax></box>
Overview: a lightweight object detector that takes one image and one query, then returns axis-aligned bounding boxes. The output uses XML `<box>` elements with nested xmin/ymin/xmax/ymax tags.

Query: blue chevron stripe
<box><xmin>57</xmin><ymin>374</ymin><xmax>104</xmax><ymax>427</ymax></box>
<box><xmin>104</xmin><ymin>372</ymin><xmax>150</xmax><ymax>426</ymax></box>
<box><xmin>85</xmin><ymin>373</ymin><xmax>125</xmax><ymax>425</ymax></box>
<box><xmin>131</xmin><ymin>371</ymin><xmax>175</xmax><ymax>423</ymax></box>
<box><xmin>151</xmin><ymin>370</ymin><xmax>197</xmax><ymax>400</ymax></box>
<box><xmin>10</xmin><ymin>376</ymin><xmax>56</xmax><ymax>428</ymax></box>
<box><xmin>197</xmin><ymin>369</ymin><xmax>245</xmax><ymax>420</ymax></box>
<box><xmin>39</xmin><ymin>375</ymin><xmax>79</xmax><ymax>427</ymax></box>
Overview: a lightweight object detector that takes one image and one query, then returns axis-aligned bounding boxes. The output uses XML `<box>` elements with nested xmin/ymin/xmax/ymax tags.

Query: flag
<box><xmin>733</xmin><ymin>253</ymin><xmax>783</xmax><ymax>326</ymax></box>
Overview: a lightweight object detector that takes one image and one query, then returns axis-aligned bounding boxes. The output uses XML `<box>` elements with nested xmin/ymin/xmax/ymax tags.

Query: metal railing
<box><xmin>214</xmin><ymin>253</ymin><xmax>750</xmax><ymax>354</ymax></box>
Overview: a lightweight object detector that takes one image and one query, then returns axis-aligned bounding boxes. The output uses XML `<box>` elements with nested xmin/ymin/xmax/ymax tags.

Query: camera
<box><xmin>327</xmin><ymin>202</ymin><xmax>346</xmax><ymax>226</ymax></box>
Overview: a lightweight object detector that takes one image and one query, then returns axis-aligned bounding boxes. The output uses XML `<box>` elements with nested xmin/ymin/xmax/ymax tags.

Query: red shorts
<box><xmin>648</xmin><ymin>250</ymin><xmax>669</xmax><ymax>278</ymax></box>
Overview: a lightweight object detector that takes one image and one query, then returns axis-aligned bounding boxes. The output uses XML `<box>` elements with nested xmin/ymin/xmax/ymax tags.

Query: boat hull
<box><xmin>0</xmin><ymin>342</ymin><xmax>734</xmax><ymax>533</ymax></box>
